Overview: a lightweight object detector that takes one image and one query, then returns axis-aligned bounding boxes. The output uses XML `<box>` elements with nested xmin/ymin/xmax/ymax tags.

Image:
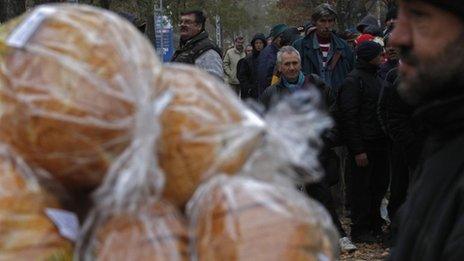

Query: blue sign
<box><xmin>155</xmin><ymin>16</ymin><xmax>174</xmax><ymax>62</ymax></box>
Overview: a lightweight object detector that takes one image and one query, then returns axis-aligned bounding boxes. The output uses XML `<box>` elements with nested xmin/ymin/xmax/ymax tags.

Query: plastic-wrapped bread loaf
<box><xmin>0</xmin><ymin>4</ymin><xmax>163</xmax><ymax>191</ymax></box>
<box><xmin>188</xmin><ymin>175</ymin><xmax>339</xmax><ymax>261</ymax></box>
<box><xmin>0</xmin><ymin>144</ymin><xmax>73</xmax><ymax>260</ymax></box>
<box><xmin>158</xmin><ymin>64</ymin><xmax>265</xmax><ymax>207</ymax></box>
<box><xmin>92</xmin><ymin>200</ymin><xmax>189</xmax><ymax>261</ymax></box>
<box><xmin>77</xmin><ymin>90</ymin><xmax>187</xmax><ymax>261</ymax></box>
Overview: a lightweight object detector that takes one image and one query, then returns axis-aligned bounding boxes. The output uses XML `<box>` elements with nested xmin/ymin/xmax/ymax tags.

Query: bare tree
<box><xmin>100</xmin><ymin>0</ymin><xmax>111</xmax><ymax>9</ymax></box>
<box><xmin>0</xmin><ymin>0</ymin><xmax>27</xmax><ymax>23</ymax></box>
<box><xmin>32</xmin><ymin>0</ymin><xmax>64</xmax><ymax>6</ymax></box>
<box><xmin>137</xmin><ymin>0</ymin><xmax>155</xmax><ymax>45</ymax></box>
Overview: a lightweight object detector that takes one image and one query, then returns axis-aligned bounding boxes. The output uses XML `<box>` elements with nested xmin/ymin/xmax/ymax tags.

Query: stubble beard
<box><xmin>399</xmin><ymin>33</ymin><xmax>464</xmax><ymax>105</ymax></box>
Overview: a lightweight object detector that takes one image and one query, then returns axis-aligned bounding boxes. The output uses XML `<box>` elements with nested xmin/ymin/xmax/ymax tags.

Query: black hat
<box><xmin>268</xmin><ymin>24</ymin><xmax>289</xmax><ymax>39</ymax></box>
<box><xmin>281</xmin><ymin>27</ymin><xmax>301</xmax><ymax>46</ymax></box>
<box><xmin>404</xmin><ymin>0</ymin><xmax>464</xmax><ymax>20</ymax></box>
<box><xmin>356</xmin><ymin>15</ymin><xmax>378</xmax><ymax>33</ymax></box>
<box><xmin>311</xmin><ymin>3</ymin><xmax>337</xmax><ymax>23</ymax></box>
<box><xmin>356</xmin><ymin>41</ymin><xmax>382</xmax><ymax>62</ymax></box>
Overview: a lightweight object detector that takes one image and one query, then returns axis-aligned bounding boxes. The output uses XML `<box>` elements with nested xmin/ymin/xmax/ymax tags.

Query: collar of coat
<box><xmin>414</xmin><ymin>90</ymin><xmax>464</xmax><ymax>138</ymax></box>
<box><xmin>306</xmin><ymin>31</ymin><xmax>346</xmax><ymax>51</ymax></box>
<box><xmin>179</xmin><ymin>30</ymin><xmax>209</xmax><ymax>49</ymax></box>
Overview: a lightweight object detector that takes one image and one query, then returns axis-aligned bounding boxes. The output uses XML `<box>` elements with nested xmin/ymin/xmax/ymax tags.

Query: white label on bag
<box><xmin>6</xmin><ymin>6</ymin><xmax>56</xmax><ymax>48</ymax></box>
<box><xmin>45</xmin><ymin>208</ymin><xmax>80</xmax><ymax>242</ymax></box>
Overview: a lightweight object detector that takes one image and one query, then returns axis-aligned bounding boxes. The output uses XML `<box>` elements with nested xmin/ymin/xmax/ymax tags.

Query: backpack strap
<box><xmin>328</xmin><ymin>51</ymin><xmax>342</xmax><ymax>71</ymax></box>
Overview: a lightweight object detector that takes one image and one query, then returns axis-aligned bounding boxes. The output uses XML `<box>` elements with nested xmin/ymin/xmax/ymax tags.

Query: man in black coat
<box><xmin>237</xmin><ymin>33</ymin><xmax>267</xmax><ymax>100</ymax></box>
<box><xmin>389</xmin><ymin>1</ymin><xmax>464</xmax><ymax>260</ymax></box>
<box><xmin>339</xmin><ymin>41</ymin><xmax>390</xmax><ymax>243</ymax></box>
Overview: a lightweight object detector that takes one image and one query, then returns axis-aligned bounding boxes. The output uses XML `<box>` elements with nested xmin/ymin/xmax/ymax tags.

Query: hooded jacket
<box><xmin>237</xmin><ymin>34</ymin><xmax>266</xmax><ymax>99</ymax></box>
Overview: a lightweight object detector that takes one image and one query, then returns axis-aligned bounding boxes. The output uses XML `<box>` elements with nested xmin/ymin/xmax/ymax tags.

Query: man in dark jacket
<box><xmin>256</xmin><ymin>24</ymin><xmax>288</xmax><ymax>97</ymax></box>
<box><xmin>293</xmin><ymin>3</ymin><xmax>354</xmax><ymax>97</ymax></box>
<box><xmin>388</xmin><ymin>1</ymin><xmax>464</xmax><ymax>260</ymax></box>
<box><xmin>171</xmin><ymin>10</ymin><xmax>223</xmax><ymax>78</ymax></box>
<box><xmin>377</xmin><ymin>68</ymin><xmax>424</xmax><ymax>245</ymax></box>
<box><xmin>379</xmin><ymin>35</ymin><xmax>399</xmax><ymax>81</ymax></box>
<box><xmin>237</xmin><ymin>33</ymin><xmax>267</xmax><ymax>100</ymax></box>
<box><xmin>260</xmin><ymin>46</ymin><xmax>357</xmax><ymax>253</ymax></box>
<box><xmin>339</xmin><ymin>41</ymin><xmax>390</xmax><ymax>243</ymax></box>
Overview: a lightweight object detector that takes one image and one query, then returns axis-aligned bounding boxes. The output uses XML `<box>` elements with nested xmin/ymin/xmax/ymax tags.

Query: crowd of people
<box><xmin>170</xmin><ymin>0</ymin><xmax>464</xmax><ymax>260</ymax></box>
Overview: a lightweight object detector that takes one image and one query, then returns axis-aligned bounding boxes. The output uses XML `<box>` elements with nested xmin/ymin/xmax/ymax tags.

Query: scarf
<box><xmin>281</xmin><ymin>72</ymin><xmax>305</xmax><ymax>93</ymax></box>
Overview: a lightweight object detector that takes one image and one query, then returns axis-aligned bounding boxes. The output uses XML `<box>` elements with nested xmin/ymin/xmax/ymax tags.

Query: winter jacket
<box><xmin>223</xmin><ymin>47</ymin><xmax>245</xmax><ymax>85</ymax></box>
<box><xmin>292</xmin><ymin>31</ymin><xmax>354</xmax><ymax>97</ymax></box>
<box><xmin>259</xmin><ymin>74</ymin><xmax>329</xmax><ymax>110</ymax></box>
<box><xmin>379</xmin><ymin>59</ymin><xmax>399</xmax><ymax>81</ymax></box>
<box><xmin>390</xmin><ymin>92</ymin><xmax>464</xmax><ymax>261</ymax></box>
<box><xmin>256</xmin><ymin>43</ymin><xmax>280</xmax><ymax>96</ymax></box>
<box><xmin>260</xmin><ymin>73</ymin><xmax>341</xmax><ymax>147</ymax></box>
<box><xmin>339</xmin><ymin>59</ymin><xmax>388</xmax><ymax>155</ymax></box>
<box><xmin>171</xmin><ymin>31</ymin><xmax>223</xmax><ymax>78</ymax></box>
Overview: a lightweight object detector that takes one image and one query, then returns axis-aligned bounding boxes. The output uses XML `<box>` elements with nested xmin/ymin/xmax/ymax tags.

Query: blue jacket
<box><xmin>256</xmin><ymin>43</ymin><xmax>279</xmax><ymax>96</ymax></box>
<box><xmin>293</xmin><ymin>32</ymin><xmax>354</xmax><ymax>95</ymax></box>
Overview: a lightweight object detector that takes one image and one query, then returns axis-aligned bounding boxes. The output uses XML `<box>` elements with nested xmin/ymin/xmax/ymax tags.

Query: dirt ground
<box><xmin>339</xmin><ymin>217</ymin><xmax>390</xmax><ymax>261</ymax></box>
<box><xmin>340</xmin><ymin>242</ymin><xmax>389</xmax><ymax>261</ymax></box>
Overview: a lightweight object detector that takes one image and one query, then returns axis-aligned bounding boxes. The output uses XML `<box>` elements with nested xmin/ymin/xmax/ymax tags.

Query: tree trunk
<box><xmin>145</xmin><ymin>13</ymin><xmax>156</xmax><ymax>46</ymax></box>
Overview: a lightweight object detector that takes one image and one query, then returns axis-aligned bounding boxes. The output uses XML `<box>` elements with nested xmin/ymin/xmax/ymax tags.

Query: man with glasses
<box><xmin>171</xmin><ymin>10</ymin><xmax>223</xmax><ymax>79</ymax></box>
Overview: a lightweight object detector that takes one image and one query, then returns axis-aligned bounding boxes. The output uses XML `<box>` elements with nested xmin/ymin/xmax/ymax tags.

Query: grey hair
<box><xmin>276</xmin><ymin>46</ymin><xmax>301</xmax><ymax>65</ymax></box>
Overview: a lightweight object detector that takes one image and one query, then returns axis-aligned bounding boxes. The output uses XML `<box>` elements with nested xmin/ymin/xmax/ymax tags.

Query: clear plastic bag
<box><xmin>187</xmin><ymin>175</ymin><xmax>339</xmax><ymax>261</ymax></box>
<box><xmin>0</xmin><ymin>143</ymin><xmax>74</xmax><ymax>260</ymax></box>
<box><xmin>243</xmin><ymin>87</ymin><xmax>334</xmax><ymax>185</ymax></box>
<box><xmin>0</xmin><ymin>4</ymin><xmax>163</xmax><ymax>191</ymax></box>
<box><xmin>78</xmin><ymin>61</ymin><xmax>267</xmax><ymax>258</ymax></box>
<box><xmin>157</xmin><ymin>64</ymin><xmax>265</xmax><ymax>207</ymax></box>
<box><xmin>77</xmin><ymin>90</ymin><xmax>189</xmax><ymax>261</ymax></box>
<box><xmin>186</xmin><ymin>89</ymin><xmax>338</xmax><ymax>261</ymax></box>
<box><xmin>82</xmin><ymin>199</ymin><xmax>189</xmax><ymax>261</ymax></box>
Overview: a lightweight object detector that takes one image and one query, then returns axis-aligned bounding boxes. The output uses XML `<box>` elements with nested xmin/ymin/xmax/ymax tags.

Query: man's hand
<box><xmin>355</xmin><ymin>153</ymin><xmax>369</xmax><ymax>167</ymax></box>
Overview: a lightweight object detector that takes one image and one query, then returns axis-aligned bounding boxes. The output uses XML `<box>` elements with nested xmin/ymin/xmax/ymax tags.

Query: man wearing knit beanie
<box><xmin>389</xmin><ymin>1</ymin><xmax>464</xmax><ymax>260</ymax></box>
<box><xmin>338</xmin><ymin>40</ymin><xmax>390</xmax><ymax>244</ymax></box>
